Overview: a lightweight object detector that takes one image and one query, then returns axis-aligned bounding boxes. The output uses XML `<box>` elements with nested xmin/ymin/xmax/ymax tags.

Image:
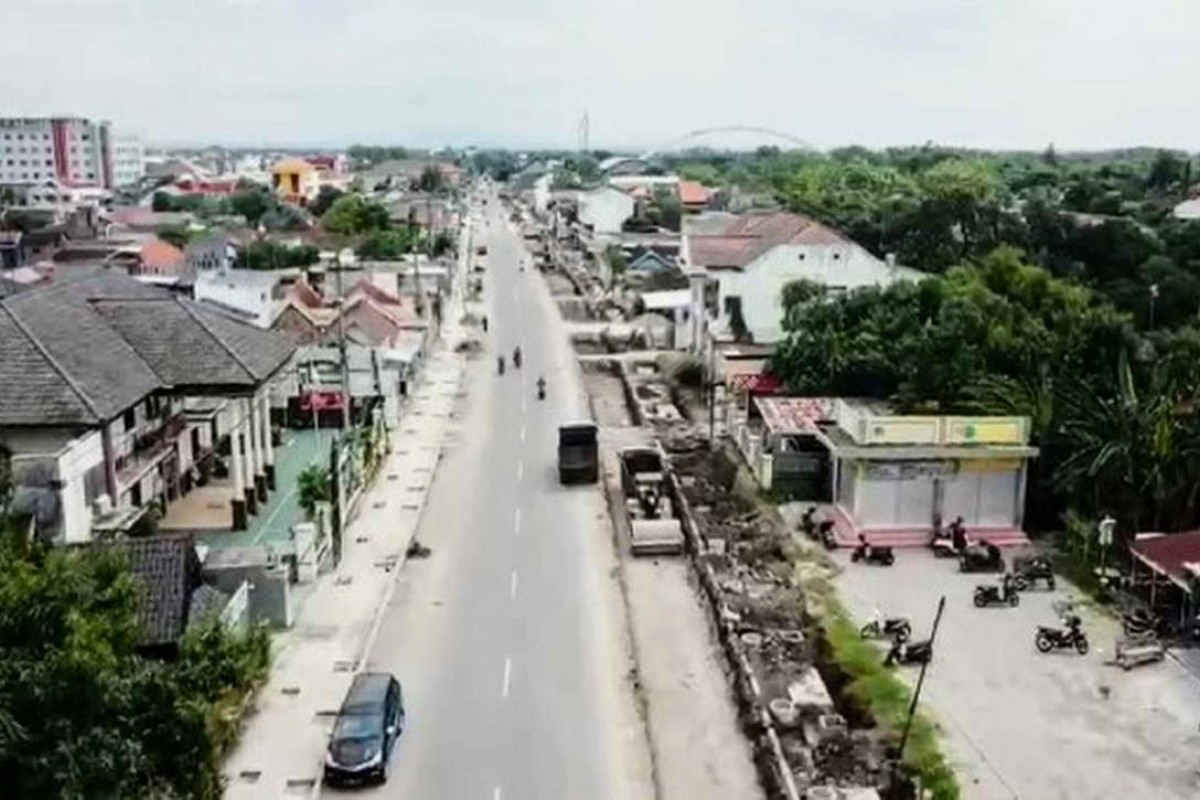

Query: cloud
<box><xmin>0</xmin><ymin>0</ymin><xmax>1196</xmax><ymax>150</ymax></box>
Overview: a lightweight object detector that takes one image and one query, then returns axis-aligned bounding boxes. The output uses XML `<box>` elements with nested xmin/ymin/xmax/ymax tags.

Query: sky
<box><xmin>1</xmin><ymin>0</ymin><xmax>1198</xmax><ymax>152</ymax></box>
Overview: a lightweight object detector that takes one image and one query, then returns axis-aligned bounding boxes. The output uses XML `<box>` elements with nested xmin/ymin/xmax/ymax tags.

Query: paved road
<box><xmin>336</xmin><ymin>191</ymin><xmax>649</xmax><ymax>800</ymax></box>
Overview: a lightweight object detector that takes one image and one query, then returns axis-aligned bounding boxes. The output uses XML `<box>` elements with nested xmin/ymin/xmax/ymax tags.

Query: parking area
<box><xmin>836</xmin><ymin>548</ymin><xmax>1200</xmax><ymax>800</ymax></box>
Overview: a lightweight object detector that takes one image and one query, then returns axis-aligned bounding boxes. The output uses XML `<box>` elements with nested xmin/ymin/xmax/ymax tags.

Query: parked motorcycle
<box><xmin>930</xmin><ymin>530</ymin><xmax>962</xmax><ymax>559</ymax></box>
<box><xmin>860</xmin><ymin>611</ymin><xmax>912</xmax><ymax>642</ymax></box>
<box><xmin>959</xmin><ymin>540</ymin><xmax>1005</xmax><ymax>573</ymax></box>
<box><xmin>884</xmin><ymin>637</ymin><xmax>933</xmax><ymax>667</ymax></box>
<box><xmin>1012</xmin><ymin>555</ymin><xmax>1056</xmax><ymax>591</ymax></box>
<box><xmin>974</xmin><ymin>576</ymin><xmax>1020</xmax><ymax>608</ymax></box>
<box><xmin>851</xmin><ymin>540</ymin><xmax>895</xmax><ymax>566</ymax></box>
<box><xmin>818</xmin><ymin>520</ymin><xmax>838</xmax><ymax>550</ymax></box>
<box><xmin>1035</xmin><ymin>616</ymin><xmax>1089</xmax><ymax>654</ymax></box>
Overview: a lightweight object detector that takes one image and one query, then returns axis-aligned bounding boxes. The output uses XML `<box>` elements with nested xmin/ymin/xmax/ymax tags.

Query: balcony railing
<box><xmin>115</xmin><ymin>414</ymin><xmax>186</xmax><ymax>488</ymax></box>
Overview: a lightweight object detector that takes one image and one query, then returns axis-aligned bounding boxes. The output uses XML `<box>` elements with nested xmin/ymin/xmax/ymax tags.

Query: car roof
<box><xmin>343</xmin><ymin>672</ymin><xmax>396</xmax><ymax>711</ymax></box>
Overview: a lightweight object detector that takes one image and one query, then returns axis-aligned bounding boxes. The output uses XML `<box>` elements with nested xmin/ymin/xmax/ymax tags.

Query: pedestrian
<box><xmin>482</xmin><ymin>314</ymin><xmax>488</xmax><ymax>332</ymax></box>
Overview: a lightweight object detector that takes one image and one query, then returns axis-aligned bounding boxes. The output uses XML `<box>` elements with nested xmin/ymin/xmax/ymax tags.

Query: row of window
<box><xmin>1</xmin><ymin>146</ymin><xmax>91</xmax><ymax>155</ymax></box>
<box><xmin>0</xmin><ymin>172</ymin><xmax>96</xmax><ymax>182</ymax></box>
<box><xmin>0</xmin><ymin>132</ymin><xmax>90</xmax><ymax>141</ymax></box>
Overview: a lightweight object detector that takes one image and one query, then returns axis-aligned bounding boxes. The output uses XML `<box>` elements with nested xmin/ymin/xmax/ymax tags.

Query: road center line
<box><xmin>520</xmin><ymin>424</ymin><xmax>526</xmax><ymax>442</ymax></box>
<box><xmin>514</xmin><ymin>507</ymin><xmax>522</xmax><ymax>533</ymax></box>
<box><xmin>517</xmin><ymin>459</ymin><xmax>524</xmax><ymax>481</ymax></box>
<box><xmin>510</xmin><ymin>570</ymin><xmax>518</xmax><ymax>599</ymax></box>
<box><xmin>493</xmin><ymin>787</ymin><xmax>503</xmax><ymax>800</ymax></box>
<box><xmin>501</xmin><ymin>656</ymin><xmax>512</xmax><ymax>698</ymax></box>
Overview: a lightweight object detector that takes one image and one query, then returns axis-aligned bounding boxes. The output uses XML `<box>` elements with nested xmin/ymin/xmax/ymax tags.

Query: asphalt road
<box><xmin>337</xmin><ymin>190</ymin><xmax>646</xmax><ymax>800</ymax></box>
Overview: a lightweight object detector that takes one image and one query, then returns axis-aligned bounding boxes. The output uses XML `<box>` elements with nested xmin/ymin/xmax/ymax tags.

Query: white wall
<box><xmin>578</xmin><ymin>187</ymin><xmax>635</xmax><ymax>235</ymax></box>
<box><xmin>2</xmin><ymin>427</ymin><xmax>105</xmax><ymax>543</ymax></box>
<box><xmin>194</xmin><ymin>271</ymin><xmax>281</xmax><ymax>328</ymax></box>
<box><xmin>713</xmin><ymin>243</ymin><xmax>916</xmax><ymax>344</ymax></box>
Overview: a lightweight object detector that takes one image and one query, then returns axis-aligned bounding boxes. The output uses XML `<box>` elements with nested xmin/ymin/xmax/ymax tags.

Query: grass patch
<box><xmin>824</xmin><ymin>606</ymin><xmax>961</xmax><ymax>800</ymax></box>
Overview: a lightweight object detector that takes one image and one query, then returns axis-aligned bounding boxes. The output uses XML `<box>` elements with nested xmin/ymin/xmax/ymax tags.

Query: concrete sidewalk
<box><xmin>223</xmin><ymin>225</ymin><xmax>473</xmax><ymax>800</ymax></box>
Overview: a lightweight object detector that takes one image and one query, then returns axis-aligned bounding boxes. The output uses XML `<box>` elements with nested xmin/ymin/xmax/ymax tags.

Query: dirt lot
<box><xmin>836</xmin><ymin>549</ymin><xmax>1200</xmax><ymax>800</ymax></box>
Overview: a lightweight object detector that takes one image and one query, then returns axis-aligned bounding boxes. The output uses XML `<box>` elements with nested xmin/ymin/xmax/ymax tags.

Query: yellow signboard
<box><xmin>944</xmin><ymin>418</ymin><xmax>1027</xmax><ymax>445</ymax></box>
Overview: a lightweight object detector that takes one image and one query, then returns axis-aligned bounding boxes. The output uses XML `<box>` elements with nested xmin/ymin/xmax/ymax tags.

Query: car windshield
<box><xmin>332</xmin><ymin>714</ymin><xmax>383</xmax><ymax>740</ymax></box>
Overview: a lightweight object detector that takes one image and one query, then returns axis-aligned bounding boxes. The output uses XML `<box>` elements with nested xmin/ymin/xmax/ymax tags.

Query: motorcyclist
<box><xmin>536</xmin><ymin>375</ymin><xmax>546</xmax><ymax>399</ymax></box>
<box><xmin>482</xmin><ymin>315</ymin><xmax>488</xmax><ymax>332</ymax></box>
<box><xmin>513</xmin><ymin>346</ymin><xmax>522</xmax><ymax>368</ymax></box>
<box><xmin>497</xmin><ymin>356</ymin><xmax>505</xmax><ymax>374</ymax></box>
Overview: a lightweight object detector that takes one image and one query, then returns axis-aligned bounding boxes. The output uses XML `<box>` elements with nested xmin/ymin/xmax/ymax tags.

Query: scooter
<box><xmin>851</xmin><ymin>540</ymin><xmax>895</xmax><ymax>566</ymax></box>
<box><xmin>860</xmin><ymin>611</ymin><xmax>912</xmax><ymax>642</ymax></box>
<box><xmin>1035</xmin><ymin>616</ymin><xmax>1089</xmax><ymax>654</ymax></box>
<box><xmin>974</xmin><ymin>576</ymin><xmax>1020</xmax><ymax>608</ymax></box>
<box><xmin>930</xmin><ymin>529</ymin><xmax>961</xmax><ymax>559</ymax></box>
<box><xmin>884</xmin><ymin>637</ymin><xmax>933</xmax><ymax>667</ymax></box>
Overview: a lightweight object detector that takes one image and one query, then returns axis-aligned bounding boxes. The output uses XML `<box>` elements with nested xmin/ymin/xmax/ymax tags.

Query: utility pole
<box><xmin>896</xmin><ymin>595</ymin><xmax>947</xmax><ymax>784</ymax></box>
<box><xmin>333</xmin><ymin>249</ymin><xmax>351</xmax><ymax>430</ymax></box>
<box><xmin>707</xmin><ymin>338</ymin><xmax>717</xmax><ymax>445</ymax></box>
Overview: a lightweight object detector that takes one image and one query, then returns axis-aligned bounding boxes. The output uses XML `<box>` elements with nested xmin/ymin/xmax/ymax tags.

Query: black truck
<box><xmin>558</xmin><ymin>422</ymin><xmax>598</xmax><ymax>484</ymax></box>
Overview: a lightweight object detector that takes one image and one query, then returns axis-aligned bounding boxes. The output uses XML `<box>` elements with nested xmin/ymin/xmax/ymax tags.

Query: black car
<box><xmin>324</xmin><ymin>672</ymin><xmax>405</xmax><ymax>786</ymax></box>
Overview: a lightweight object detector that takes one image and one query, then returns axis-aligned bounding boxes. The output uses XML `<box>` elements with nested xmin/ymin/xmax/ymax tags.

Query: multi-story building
<box><xmin>0</xmin><ymin>116</ymin><xmax>115</xmax><ymax>188</ymax></box>
<box><xmin>111</xmin><ymin>132</ymin><xmax>145</xmax><ymax>187</ymax></box>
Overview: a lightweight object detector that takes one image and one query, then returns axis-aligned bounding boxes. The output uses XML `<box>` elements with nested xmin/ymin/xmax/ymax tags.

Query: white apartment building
<box><xmin>112</xmin><ymin>132</ymin><xmax>145</xmax><ymax>187</ymax></box>
<box><xmin>0</xmin><ymin>116</ymin><xmax>115</xmax><ymax>188</ymax></box>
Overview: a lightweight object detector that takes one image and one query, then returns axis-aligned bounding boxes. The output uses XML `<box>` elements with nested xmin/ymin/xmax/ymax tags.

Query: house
<box><xmin>91</xmin><ymin>534</ymin><xmax>245</xmax><ymax>657</ymax></box>
<box><xmin>0</xmin><ymin>271</ymin><xmax>296</xmax><ymax>542</ymax></box>
<box><xmin>362</xmin><ymin>159</ymin><xmax>462</xmax><ymax>190</ymax></box>
<box><xmin>683</xmin><ymin>211</ymin><xmax>923</xmax><ymax>350</ymax></box>
<box><xmin>271</xmin><ymin>158</ymin><xmax>320</xmax><ymax>204</ymax></box>
<box><xmin>628</xmin><ymin>250</ymin><xmax>676</xmax><ymax>273</ymax></box>
<box><xmin>734</xmin><ymin>397</ymin><xmax>1037</xmax><ymax>547</ymax></box>
<box><xmin>193</xmin><ymin>267</ymin><xmax>287</xmax><ymax>327</ymax></box>
<box><xmin>106</xmin><ymin>207</ymin><xmax>197</xmax><ymax>235</ymax></box>
<box><xmin>599</xmin><ymin>156</ymin><xmax>652</xmax><ymax>177</ymax></box>
<box><xmin>185</xmin><ymin>232</ymin><xmax>238</xmax><ymax>273</ymax></box>
<box><xmin>1172</xmin><ymin>197</ymin><xmax>1200</xmax><ymax>221</ymax></box>
<box><xmin>386</xmin><ymin>195</ymin><xmax>457</xmax><ymax>232</ymax></box>
<box><xmin>135</xmin><ymin>239</ymin><xmax>187</xmax><ymax>277</ymax></box>
<box><xmin>577</xmin><ymin>186</ymin><xmax>636</xmax><ymax>237</ymax></box>
<box><xmin>678</xmin><ymin>180</ymin><xmax>712</xmax><ymax>213</ymax></box>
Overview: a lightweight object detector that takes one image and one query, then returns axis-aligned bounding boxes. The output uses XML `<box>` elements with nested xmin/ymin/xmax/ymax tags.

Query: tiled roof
<box><xmin>102</xmin><ymin>534</ymin><xmax>202</xmax><ymax>648</ymax></box>
<box><xmin>140</xmin><ymin>239</ymin><xmax>187</xmax><ymax>273</ymax></box>
<box><xmin>678</xmin><ymin>180</ymin><xmax>711</xmax><ymax>205</ymax></box>
<box><xmin>0</xmin><ymin>271</ymin><xmax>296</xmax><ymax>426</ymax></box>
<box><xmin>687</xmin><ymin>212</ymin><xmax>847</xmax><ymax>269</ymax></box>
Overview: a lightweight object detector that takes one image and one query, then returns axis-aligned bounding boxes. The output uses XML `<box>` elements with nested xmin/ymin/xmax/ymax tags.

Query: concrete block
<box><xmin>788</xmin><ymin>666</ymin><xmax>835</xmax><ymax>714</ymax></box>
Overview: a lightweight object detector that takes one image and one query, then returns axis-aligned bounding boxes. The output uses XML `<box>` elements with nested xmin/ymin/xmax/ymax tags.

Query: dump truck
<box><xmin>618</xmin><ymin>446</ymin><xmax>684</xmax><ymax>556</ymax></box>
<box><xmin>558</xmin><ymin>421</ymin><xmax>598</xmax><ymax>484</ymax></box>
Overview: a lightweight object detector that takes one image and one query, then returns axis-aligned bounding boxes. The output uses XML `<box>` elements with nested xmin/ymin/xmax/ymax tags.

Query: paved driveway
<box><xmin>836</xmin><ymin>549</ymin><xmax>1200</xmax><ymax>800</ymax></box>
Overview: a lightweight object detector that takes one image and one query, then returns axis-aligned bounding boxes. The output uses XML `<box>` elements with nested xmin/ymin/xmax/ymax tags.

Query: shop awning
<box><xmin>1130</xmin><ymin>532</ymin><xmax>1200</xmax><ymax>594</ymax></box>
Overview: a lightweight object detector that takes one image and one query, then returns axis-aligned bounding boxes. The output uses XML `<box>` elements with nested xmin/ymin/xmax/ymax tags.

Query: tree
<box><xmin>416</xmin><ymin>166</ymin><xmax>444</xmax><ymax>193</ymax></box>
<box><xmin>151</xmin><ymin>190</ymin><xmax>174</xmax><ymax>212</ymax></box>
<box><xmin>298</xmin><ymin>465</ymin><xmax>331</xmax><ymax>518</ymax></box>
<box><xmin>236</xmin><ymin>240</ymin><xmax>320</xmax><ymax>270</ymax></box>
<box><xmin>431</xmin><ymin>229</ymin><xmax>456</xmax><ymax>257</ymax></box>
<box><xmin>357</xmin><ymin>228</ymin><xmax>421</xmax><ymax>260</ymax></box>
<box><xmin>322</xmin><ymin>195</ymin><xmax>390</xmax><ymax>236</ymax></box>
<box><xmin>229</xmin><ymin>188</ymin><xmax>274</xmax><ymax>226</ymax></box>
<box><xmin>156</xmin><ymin>223</ymin><xmax>193</xmax><ymax>249</ymax></box>
<box><xmin>0</xmin><ymin>535</ymin><xmax>269</xmax><ymax>799</ymax></box>
<box><xmin>308</xmin><ymin>185</ymin><xmax>345</xmax><ymax>218</ymax></box>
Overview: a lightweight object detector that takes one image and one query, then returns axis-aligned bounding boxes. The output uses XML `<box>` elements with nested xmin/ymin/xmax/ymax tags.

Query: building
<box><xmin>683</xmin><ymin>212</ymin><xmax>923</xmax><ymax>350</ymax></box>
<box><xmin>577</xmin><ymin>186</ymin><xmax>636</xmax><ymax>236</ymax></box>
<box><xmin>184</xmin><ymin>232</ymin><xmax>238</xmax><ymax>274</ymax></box>
<box><xmin>599</xmin><ymin>156</ymin><xmax>652</xmax><ymax>176</ymax></box>
<box><xmin>678</xmin><ymin>180</ymin><xmax>713</xmax><ymax>213</ymax></box>
<box><xmin>0</xmin><ymin>116</ymin><xmax>115</xmax><ymax>188</ymax></box>
<box><xmin>271</xmin><ymin>158</ymin><xmax>320</xmax><ymax>204</ymax></box>
<box><xmin>361</xmin><ymin>159</ymin><xmax>462</xmax><ymax>190</ymax></box>
<box><xmin>1172</xmin><ymin>197</ymin><xmax>1200</xmax><ymax>221</ymax></box>
<box><xmin>112</xmin><ymin>132</ymin><xmax>145</xmax><ymax>188</ymax></box>
<box><xmin>734</xmin><ymin>396</ymin><xmax>1037</xmax><ymax>546</ymax></box>
<box><xmin>193</xmin><ymin>267</ymin><xmax>287</xmax><ymax>328</ymax></box>
<box><xmin>0</xmin><ymin>271</ymin><xmax>296</xmax><ymax>542</ymax></box>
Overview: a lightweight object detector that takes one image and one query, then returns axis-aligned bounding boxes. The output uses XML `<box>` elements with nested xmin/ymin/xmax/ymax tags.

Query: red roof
<box><xmin>753</xmin><ymin>396</ymin><xmax>836</xmax><ymax>435</ymax></box>
<box><xmin>174</xmin><ymin>177</ymin><xmax>239</xmax><ymax>195</ymax></box>
<box><xmin>139</xmin><ymin>240</ymin><xmax>186</xmax><ymax>274</ymax></box>
<box><xmin>678</xmin><ymin>180</ymin><xmax>711</xmax><ymax>206</ymax></box>
<box><xmin>1131</xmin><ymin>532</ymin><xmax>1200</xmax><ymax>589</ymax></box>
<box><xmin>688</xmin><ymin>212</ymin><xmax>847</xmax><ymax>269</ymax></box>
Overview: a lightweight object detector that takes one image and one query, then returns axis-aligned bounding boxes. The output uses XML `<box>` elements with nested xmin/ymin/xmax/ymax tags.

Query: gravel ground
<box><xmin>836</xmin><ymin>549</ymin><xmax>1200</xmax><ymax>800</ymax></box>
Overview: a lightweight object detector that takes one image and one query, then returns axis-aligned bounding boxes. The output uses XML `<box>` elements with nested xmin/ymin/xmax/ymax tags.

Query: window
<box><xmin>123</xmin><ymin>408</ymin><xmax>136</xmax><ymax>431</ymax></box>
<box><xmin>44</xmin><ymin>160</ymin><xmax>51</xmax><ymax>167</ymax></box>
<box><xmin>797</xmin><ymin>252</ymin><xmax>806</xmax><ymax>260</ymax></box>
<box><xmin>723</xmin><ymin>295</ymin><xmax>742</xmax><ymax>316</ymax></box>
<box><xmin>832</xmin><ymin>252</ymin><xmax>841</xmax><ymax>260</ymax></box>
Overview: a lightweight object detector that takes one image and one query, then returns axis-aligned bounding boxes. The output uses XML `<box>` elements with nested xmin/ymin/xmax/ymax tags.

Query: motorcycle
<box><xmin>497</xmin><ymin>356</ymin><xmax>505</xmax><ymax>375</ymax></box>
<box><xmin>799</xmin><ymin>506</ymin><xmax>818</xmax><ymax>540</ymax></box>
<box><xmin>1012</xmin><ymin>555</ymin><xmax>1056</xmax><ymax>591</ymax></box>
<box><xmin>1035</xmin><ymin>616</ymin><xmax>1089</xmax><ymax>654</ymax></box>
<box><xmin>974</xmin><ymin>576</ymin><xmax>1020</xmax><ymax>608</ymax></box>
<box><xmin>851</xmin><ymin>540</ymin><xmax>895</xmax><ymax>566</ymax></box>
<box><xmin>930</xmin><ymin>530</ymin><xmax>962</xmax><ymax>559</ymax></box>
<box><xmin>884</xmin><ymin>637</ymin><xmax>933</xmax><ymax>667</ymax></box>
<box><xmin>513</xmin><ymin>347</ymin><xmax>522</xmax><ymax>368</ymax></box>
<box><xmin>536</xmin><ymin>377</ymin><xmax>546</xmax><ymax>401</ymax></box>
<box><xmin>818</xmin><ymin>520</ymin><xmax>838</xmax><ymax>550</ymax></box>
<box><xmin>860</xmin><ymin>611</ymin><xmax>912</xmax><ymax>642</ymax></box>
<box><xmin>959</xmin><ymin>541</ymin><xmax>1005</xmax><ymax>573</ymax></box>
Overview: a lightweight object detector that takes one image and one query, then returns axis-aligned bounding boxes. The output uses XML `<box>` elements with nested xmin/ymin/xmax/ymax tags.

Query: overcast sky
<box><xmin>2</xmin><ymin>0</ymin><xmax>1198</xmax><ymax>152</ymax></box>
